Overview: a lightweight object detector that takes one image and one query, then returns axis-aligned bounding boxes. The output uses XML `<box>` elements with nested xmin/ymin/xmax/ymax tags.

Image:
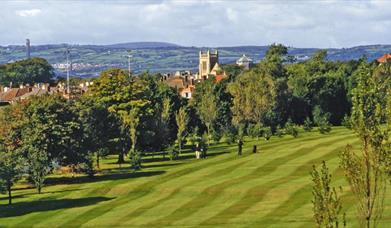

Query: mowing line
<box><xmin>146</xmin><ymin>134</ymin><xmax>355</xmax><ymax>226</ymax></box>
<box><xmin>199</xmin><ymin>136</ymin><xmax>356</xmax><ymax>226</ymax></box>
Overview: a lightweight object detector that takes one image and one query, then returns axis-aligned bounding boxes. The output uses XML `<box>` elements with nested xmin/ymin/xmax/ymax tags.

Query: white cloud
<box><xmin>15</xmin><ymin>9</ymin><xmax>42</xmax><ymax>17</ymax></box>
<box><xmin>1</xmin><ymin>0</ymin><xmax>391</xmax><ymax>48</ymax></box>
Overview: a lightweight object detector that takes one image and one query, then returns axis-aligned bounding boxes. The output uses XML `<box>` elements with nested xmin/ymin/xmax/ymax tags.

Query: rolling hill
<box><xmin>0</xmin><ymin>42</ymin><xmax>390</xmax><ymax>77</ymax></box>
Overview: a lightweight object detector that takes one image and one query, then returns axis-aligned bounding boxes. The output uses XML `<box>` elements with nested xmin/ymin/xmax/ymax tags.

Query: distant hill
<box><xmin>0</xmin><ymin>42</ymin><xmax>390</xmax><ymax>77</ymax></box>
<box><xmin>103</xmin><ymin>42</ymin><xmax>180</xmax><ymax>49</ymax></box>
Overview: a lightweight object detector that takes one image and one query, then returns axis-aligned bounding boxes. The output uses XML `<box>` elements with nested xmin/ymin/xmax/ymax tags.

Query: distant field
<box><xmin>2</xmin><ymin>44</ymin><xmax>391</xmax><ymax>77</ymax></box>
<box><xmin>0</xmin><ymin>127</ymin><xmax>390</xmax><ymax>227</ymax></box>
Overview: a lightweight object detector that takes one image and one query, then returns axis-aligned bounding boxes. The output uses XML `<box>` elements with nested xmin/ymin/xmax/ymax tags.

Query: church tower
<box><xmin>198</xmin><ymin>50</ymin><xmax>218</xmax><ymax>80</ymax></box>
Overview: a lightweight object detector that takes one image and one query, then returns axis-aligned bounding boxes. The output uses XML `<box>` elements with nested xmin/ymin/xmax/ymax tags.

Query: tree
<box><xmin>88</xmin><ymin>69</ymin><xmax>151</xmax><ymax>165</ymax></box>
<box><xmin>0</xmin><ymin>144</ymin><xmax>24</xmax><ymax>204</ymax></box>
<box><xmin>192</xmin><ymin>77</ymin><xmax>218</xmax><ymax>145</ymax></box>
<box><xmin>340</xmin><ymin>62</ymin><xmax>388</xmax><ymax>228</ymax></box>
<box><xmin>175</xmin><ymin>107</ymin><xmax>189</xmax><ymax>154</ymax></box>
<box><xmin>311</xmin><ymin>161</ymin><xmax>346</xmax><ymax>228</ymax></box>
<box><xmin>228</xmin><ymin>71</ymin><xmax>276</xmax><ymax>126</ymax></box>
<box><xmin>77</xmin><ymin>97</ymin><xmax>117</xmax><ymax>170</ymax></box>
<box><xmin>26</xmin><ymin>143</ymin><xmax>51</xmax><ymax>194</ymax></box>
<box><xmin>0</xmin><ymin>57</ymin><xmax>55</xmax><ymax>86</ymax></box>
<box><xmin>119</xmin><ymin>108</ymin><xmax>141</xmax><ymax>170</ymax></box>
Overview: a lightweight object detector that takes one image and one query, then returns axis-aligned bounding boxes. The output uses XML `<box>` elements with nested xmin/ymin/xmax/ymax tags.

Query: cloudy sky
<box><xmin>1</xmin><ymin>0</ymin><xmax>390</xmax><ymax>48</ymax></box>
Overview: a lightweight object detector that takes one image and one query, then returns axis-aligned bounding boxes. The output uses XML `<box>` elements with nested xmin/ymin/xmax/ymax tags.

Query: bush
<box><xmin>220</xmin><ymin>127</ymin><xmax>237</xmax><ymax>144</ymax></box>
<box><xmin>303</xmin><ymin>117</ymin><xmax>313</xmax><ymax>132</ymax></box>
<box><xmin>285</xmin><ymin>119</ymin><xmax>299</xmax><ymax>138</ymax></box>
<box><xmin>262</xmin><ymin>127</ymin><xmax>272</xmax><ymax>140</ymax></box>
<box><xmin>275</xmin><ymin>126</ymin><xmax>284</xmax><ymax>138</ymax></box>
<box><xmin>167</xmin><ymin>145</ymin><xmax>179</xmax><ymax>161</ymax></box>
<box><xmin>341</xmin><ymin>114</ymin><xmax>352</xmax><ymax>129</ymax></box>
<box><xmin>248</xmin><ymin>123</ymin><xmax>262</xmax><ymax>139</ymax></box>
<box><xmin>130</xmin><ymin>149</ymin><xmax>142</xmax><ymax>170</ymax></box>
<box><xmin>211</xmin><ymin>129</ymin><xmax>222</xmax><ymax>143</ymax></box>
<box><xmin>313</xmin><ymin>106</ymin><xmax>332</xmax><ymax>134</ymax></box>
<box><xmin>317</xmin><ymin>117</ymin><xmax>332</xmax><ymax>134</ymax></box>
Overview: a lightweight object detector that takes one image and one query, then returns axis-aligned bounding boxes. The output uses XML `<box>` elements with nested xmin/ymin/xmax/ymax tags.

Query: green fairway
<box><xmin>0</xmin><ymin>127</ymin><xmax>390</xmax><ymax>227</ymax></box>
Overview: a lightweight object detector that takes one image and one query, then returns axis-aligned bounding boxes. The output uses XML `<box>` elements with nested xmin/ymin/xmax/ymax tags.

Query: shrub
<box><xmin>317</xmin><ymin>117</ymin><xmax>332</xmax><ymax>134</ymax></box>
<box><xmin>285</xmin><ymin>119</ymin><xmax>299</xmax><ymax>138</ymax></box>
<box><xmin>313</xmin><ymin>106</ymin><xmax>332</xmax><ymax>134</ymax></box>
<box><xmin>220</xmin><ymin>127</ymin><xmax>237</xmax><ymax>144</ymax></box>
<box><xmin>341</xmin><ymin>114</ymin><xmax>351</xmax><ymax>129</ymax></box>
<box><xmin>262</xmin><ymin>127</ymin><xmax>272</xmax><ymax>140</ymax></box>
<box><xmin>303</xmin><ymin>117</ymin><xmax>313</xmax><ymax>132</ymax></box>
<box><xmin>248</xmin><ymin>123</ymin><xmax>262</xmax><ymax>139</ymax></box>
<box><xmin>275</xmin><ymin>125</ymin><xmax>284</xmax><ymax>138</ymax></box>
<box><xmin>167</xmin><ymin>145</ymin><xmax>179</xmax><ymax>160</ymax></box>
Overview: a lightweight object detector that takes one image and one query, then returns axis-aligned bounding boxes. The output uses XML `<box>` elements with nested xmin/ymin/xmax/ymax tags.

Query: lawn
<box><xmin>0</xmin><ymin>127</ymin><xmax>390</xmax><ymax>227</ymax></box>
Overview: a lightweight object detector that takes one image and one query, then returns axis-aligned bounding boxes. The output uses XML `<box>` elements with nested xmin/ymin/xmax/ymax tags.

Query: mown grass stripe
<box><xmin>106</xmin><ymin>160</ymin><xmax>251</xmax><ymax>227</ymax></box>
<box><xmin>146</xmin><ymin>134</ymin><xmax>355</xmax><ymax>226</ymax></box>
<box><xmin>58</xmin><ymin>149</ymin><xmax>256</xmax><ymax>227</ymax></box>
<box><xmin>62</xmin><ymin>131</ymin><xmax>337</xmax><ymax>226</ymax></box>
<box><xmin>199</xmin><ymin>136</ymin><xmax>356</xmax><ymax>226</ymax></box>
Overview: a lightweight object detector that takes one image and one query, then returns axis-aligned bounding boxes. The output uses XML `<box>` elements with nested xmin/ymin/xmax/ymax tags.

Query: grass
<box><xmin>0</xmin><ymin>127</ymin><xmax>390</xmax><ymax>227</ymax></box>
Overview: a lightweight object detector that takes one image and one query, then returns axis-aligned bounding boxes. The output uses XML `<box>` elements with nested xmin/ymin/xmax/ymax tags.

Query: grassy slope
<box><xmin>0</xmin><ymin>127</ymin><xmax>390</xmax><ymax>227</ymax></box>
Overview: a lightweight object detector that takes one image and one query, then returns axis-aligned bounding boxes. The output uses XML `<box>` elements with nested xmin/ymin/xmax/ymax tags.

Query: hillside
<box><xmin>0</xmin><ymin>42</ymin><xmax>391</xmax><ymax>77</ymax></box>
<box><xmin>0</xmin><ymin>127</ymin><xmax>390</xmax><ymax>227</ymax></box>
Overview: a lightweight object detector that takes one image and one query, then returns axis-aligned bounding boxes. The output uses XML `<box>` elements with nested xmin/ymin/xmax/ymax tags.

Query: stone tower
<box><xmin>198</xmin><ymin>50</ymin><xmax>218</xmax><ymax>79</ymax></box>
<box><xmin>26</xmin><ymin>39</ymin><xmax>31</xmax><ymax>59</ymax></box>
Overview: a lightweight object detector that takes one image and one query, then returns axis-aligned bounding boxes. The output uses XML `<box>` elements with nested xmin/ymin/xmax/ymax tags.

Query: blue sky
<box><xmin>1</xmin><ymin>0</ymin><xmax>391</xmax><ymax>48</ymax></box>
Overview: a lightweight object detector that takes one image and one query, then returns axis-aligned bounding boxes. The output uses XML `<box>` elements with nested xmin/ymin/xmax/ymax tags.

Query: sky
<box><xmin>1</xmin><ymin>0</ymin><xmax>391</xmax><ymax>48</ymax></box>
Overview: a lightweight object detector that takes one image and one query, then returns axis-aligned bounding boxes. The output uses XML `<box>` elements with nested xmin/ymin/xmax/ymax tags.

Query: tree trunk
<box><xmin>7</xmin><ymin>182</ymin><xmax>12</xmax><ymax>205</ymax></box>
<box><xmin>96</xmin><ymin>153</ymin><xmax>100</xmax><ymax>169</ymax></box>
<box><xmin>207</xmin><ymin>124</ymin><xmax>211</xmax><ymax>146</ymax></box>
<box><xmin>178</xmin><ymin>139</ymin><xmax>182</xmax><ymax>154</ymax></box>
<box><xmin>364</xmin><ymin>137</ymin><xmax>371</xmax><ymax>228</ymax></box>
<box><xmin>117</xmin><ymin>152</ymin><xmax>125</xmax><ymax>164</ymax></box>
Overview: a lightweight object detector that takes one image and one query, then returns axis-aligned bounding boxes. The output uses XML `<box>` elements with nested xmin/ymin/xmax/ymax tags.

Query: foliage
<box><xmin>285</xmin><ymin>119</ymin><xmax>299</xmax><ymax>138</ymax></box>
<box><xmin>228</xmin><ymin>70</ymin><xmax>276</xmax><ymax>125</ymax></box>
<box><xmin>0</xmin><ymin>144</ymin><xmax>24</xmax><ymax>204</ymax></box>
<box><xmin>304</xmin><ymin>117</ymin><xmax>313</xmax><ymax>132</ymax></box>
<box><xmin>341</xmin><ymin>115</ymin><xmax>352</xmax><ymax>129</ymax></box>
<box><xmin>311</xmin><ymin>161</ymin><xmax>346</xmax><ymax>228</ymax></box>
<box><xmin>248</xmin><ymin>123</ymin><xmax>262</xmax><ymax>139</ymax></box>
<box><xmin>262</xmin><ymin>126</ymin><xmax>273</xmax><ymax>141</ymax></box>
<box><xmin>192</xmin><ymin>77</ymin><xmax>218</xmax><ymax>143</ymax></box>
<box><xmin>275</xmin><ymin>126</ymin><xmax>284</xmax><ymax>138</ymax></box>
<box><xmin>340</xmin><ymin>62</ymin><xmax>388</xmax><ymax>228</ymax></box>
<box><xmin>314</xmin><ymin>107</ymin><xmax>332</xmax><ymax>134</ymax></box>
<box><xmin>167</xmin><ymin>144</ymin><xmax>179</xmax><ymax>161</ymax></box>
<box><xmin>0</xmin><ymin>57</ymin><xmax>55</xmax><ymax>86</ymax></box>
<box><xmin>175</xmin><ymin>107</ymin><xmax>189</xmax><ymax>154</ymax></box>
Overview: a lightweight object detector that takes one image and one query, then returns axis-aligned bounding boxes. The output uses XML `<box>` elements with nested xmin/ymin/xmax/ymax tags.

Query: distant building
<box><xmin>377</xmin><ymin>53</ymin><xmax>391</xmax><ymax>63</ymax></box>
<box><xmin>236</xmin><ymin>54</ymin><xmax>253</xmax><ymax>70</ymax></box>
<box><xmin>198</xmin><ymin>50</ymin><xmax>219</xmax><ymax>80</ymax></box>
<box><xmin>0</xmin><ymin>81</ymin><xmax>94</xmax><ymax>105</ymax></box>
<box><xmin>210</xmin><ymin>62</ymin><xmax>227</xmax><ymax>82</ymax></box>
<box><xmin>161</xmin><ymin>71</ymin><xmax>197</xmax><ymax>99</ymax></box>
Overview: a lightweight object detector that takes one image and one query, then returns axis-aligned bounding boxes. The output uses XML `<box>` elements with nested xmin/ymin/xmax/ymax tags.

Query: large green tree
<box><xmin>0</xmin><ymin>144</ymin><xmax>24</xmax><ymax>205</ymax></box>
<box><xmin>192</xmin><ymin>77</ymin><xmax>218</xmax><ymax>143</ymax></box>
<box><xmin>88</xmin><ymin>69</ymin><xmax>151</xmax><ymax>165</ymax></box>
<box><xmin>0</xmin><ymin>57</ymin><xmax>54</xmax><ymax>86</ymax></box>
<box><xmin>228</xmin><ymin>70</ymin><xmax>276</xmax><ymax>126</ymax></box>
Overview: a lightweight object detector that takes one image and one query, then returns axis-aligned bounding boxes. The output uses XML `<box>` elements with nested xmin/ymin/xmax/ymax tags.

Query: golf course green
<box><xmin>0</xmin><ymin>127</ymin><xmax>390</xmax><ymax>227</ymax></box>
